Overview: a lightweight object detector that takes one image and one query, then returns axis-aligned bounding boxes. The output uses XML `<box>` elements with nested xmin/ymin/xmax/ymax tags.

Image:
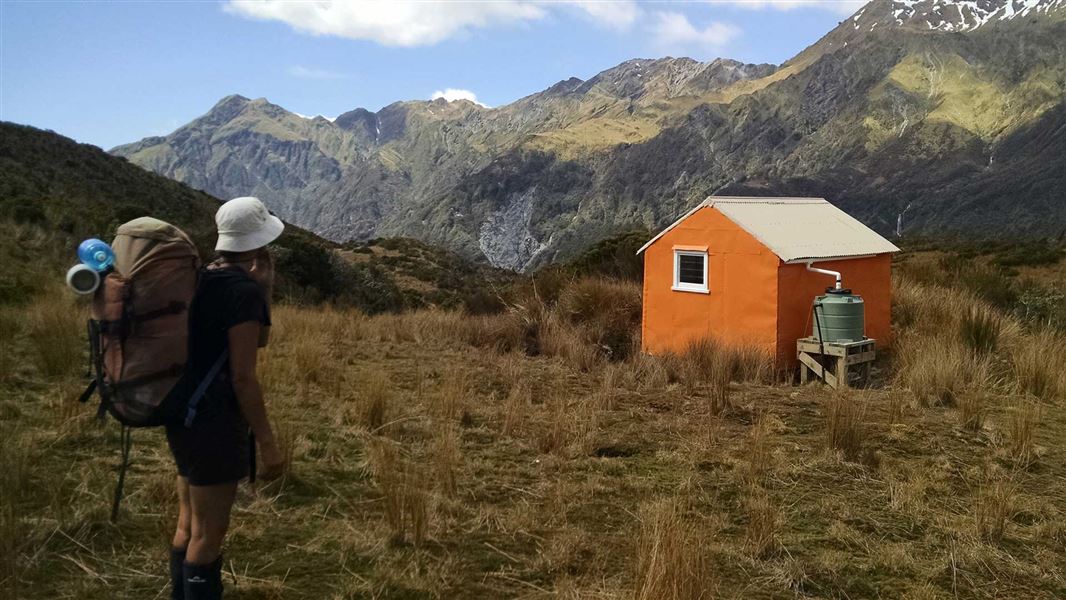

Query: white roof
<box><xmin>636</xmin><ymin>196</ymin><xmax>900</xmax><ymax>262</ymax></box>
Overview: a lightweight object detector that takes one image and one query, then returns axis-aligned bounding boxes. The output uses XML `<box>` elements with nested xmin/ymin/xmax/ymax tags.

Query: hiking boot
<box><xmin>169</xmin><ymin>547</ymin><xmax>186</xmax><ymax>600</ymax></box>
<box><xmin>183</xmin><ymin>555</ymin><xmax>223</xmax><ymax>599</ymax></box>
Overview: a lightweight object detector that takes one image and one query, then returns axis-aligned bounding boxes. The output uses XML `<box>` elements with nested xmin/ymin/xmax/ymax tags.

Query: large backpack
<box><xmin>80</xmin><ymin>217</ymin><xmax>203</xmax><ymax>426</ymax></box>
<box><xmin>76</xmin><ymin>218</ymin><xmax>236</xmax><ymax>521</ymax></box>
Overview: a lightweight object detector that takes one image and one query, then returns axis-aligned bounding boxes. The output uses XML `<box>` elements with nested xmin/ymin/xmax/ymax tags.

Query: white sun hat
<box><xmin>215</xmin><ymin>196</ymin><xmax>285</xmax><ymax>252</ymax></box>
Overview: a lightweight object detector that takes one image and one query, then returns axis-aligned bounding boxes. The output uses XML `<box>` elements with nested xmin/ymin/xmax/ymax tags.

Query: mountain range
<box><xmin>113</xmin><ymin>0</ymin><xmax>1066</xmax><ymax>271</ymax></box>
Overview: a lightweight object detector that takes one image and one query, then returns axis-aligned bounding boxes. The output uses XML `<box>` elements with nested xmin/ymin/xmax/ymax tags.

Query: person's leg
<box><xmin>186</xmin><ymin>481</ymin><xmax>238</xmax><ymax>563</ymax></box>
<box><xmin>170</xmin><ymin>476</ymin><xmax>191</xmax><ymax>600</ymax></box>
<box><xmin>174</xmin><ymin>476</ymin><xmax>192</xmax><ymax>548</ymax></box>
<box><xmin>183</xmin><ymin>481</ymin><xmax>238</xmax><ymax>600</ymax></box>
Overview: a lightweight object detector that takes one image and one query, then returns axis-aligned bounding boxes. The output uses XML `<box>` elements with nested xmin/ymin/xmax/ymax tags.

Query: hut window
<box><xmin>672</xmin><ymin>250</ymin><xmax>708</xmax><ymax>293</ymax></box>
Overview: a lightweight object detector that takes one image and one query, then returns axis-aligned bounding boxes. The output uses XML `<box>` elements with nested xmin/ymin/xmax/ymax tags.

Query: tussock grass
<box><xmin>432</xmin><ymin>422</ymin><xmax>461</xmax><ymax>497</ymax></box>
<box><xmin>555</xmin><ymin>277</ymin><xmax>641</xmax><ymax>362</ymax></box>
<box><xmin>0</xmin><ymin>307</ymin><xmax>20</xmax><ymax>384</ymax></box>
<box><xmin>667</xmin><ymin>337</ymin><xmax>774</xmax><ymax>414</ymax></box>
<box><xmin>956</xmin><ymin>390</ymin><xmax>986</xmax><ymax>432</ymax></box>
<box><xmin>501</xmin><ymin>275</ymin><xmax>642</xmax><ymax>369</ymax></box>
<box><xmin>959</xmin><ymin>303</ymin><xmax>1012</xmax><ymax>354</ymax></box>
<box><xmin>0</xmin><ymin>436</ymin><xmax>31</xmax><ymax>585</ymax></box>
<box><xmin>825</xmin><ymin>392</ymin><xmax>865</xmax><ymax>462</ymax></box>
<box><xmin>892</xmin><ymin>278</ymin><xmax>960</xmax><ymax>334</ymax></box>
<box><xmin>360</xmin><ymin>370</ymin><xmax>393</xmax><ymax>432</ymax></box>
<box><xmin>746</xmin><ymin>413</ymin><xmax>773</xmax><ymax>484</ymax></box>
<box><xmin>435</xmin><ymin>370</ymin><xmax>468</xmax><ymax>423</ymax></box>
<box><xmin>501</xmin><ymin>382</ymin><xmax>530</xmax><ymax>437</ymax></box>
<box><xmin>540</xmin><ymin>313</ymin><xmax>602</xmax><ymax>371</ymax></box>
<box><xmin>976</xmin><ymin>479</ymin><xmax>1016</xmax><ymax>544</ymax></box>
<box><xmin>1009</xmin><ymin>328</ymin><xmax>1066</xmax><ymax>402</ymax></box>
<box><xmin>624</xmin><ymin>352</ymin><xmax>670</xmax><ymax>391</ymax></box>
<box><xmin>598</xmin><ymin>362</ymin><xmax>623</xmax><ymax>411</ymax></box>
<box><xmin>894</xmin><ymin>335</ymin><xmax>991</xmax><ymax>407</ymax></box>
<box><xmin>9</xmin><ymin>254</ymin><xmax>1066</xmax><ymax>598</ymax></box>
<box><xmin>573</xmin><ymin>392</ymin><xmax>601</xmax><ymax>456</ymax></box>
<box><xmin>633</xmin><ymin>499</ymin><xmax>713</xmax><ymax>600</ymax></box>
<box><xmin>745</xmin><ymin>490</ymin><xmax>778</xmax><ymax>559</ymax></box>
<box><xmin>538</xmin><ymin>394</ymin><xmax>570</xmax><ymax>454</ymax></box>
<box><xmin>1008</xmin><ymin>401</ymin><xmax>1040</xmax><ymax>468</ymax></box>
<box><xmin>676</xmin><ymin>337</ymin><xmax>774</xmax><ymax>387</ymax></box>
<box><xmin>363</xmin><ymin>438</ymin><xmax>430</xmax><ymax>547</ymax></box>
<box><xmin>274</xmin><ymin>417</ymin><xmax>297</xmax><ymax>474</ymax></box>
<box><xmin>25</xmin><ymin>293</ymin><xmax>84</xmax><ymax>379</ymax></box>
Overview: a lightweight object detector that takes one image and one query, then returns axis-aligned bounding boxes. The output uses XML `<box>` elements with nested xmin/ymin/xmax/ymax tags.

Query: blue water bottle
<box><xmin>77</xmin><ymin>238</ymin><xmax>115</xmax><ymax>272</ymax></box>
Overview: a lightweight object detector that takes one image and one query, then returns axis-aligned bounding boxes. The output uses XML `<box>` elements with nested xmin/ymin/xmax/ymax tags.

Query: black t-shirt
<box><xmin>180</xmin><ymin>267</ymin><xmax>270</xmax><ymax>421</ymax></box>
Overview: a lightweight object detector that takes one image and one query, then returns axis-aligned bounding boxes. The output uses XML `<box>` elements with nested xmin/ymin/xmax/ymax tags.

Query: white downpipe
<box><xmin>806</xmin><ymin>261</ymin><xmax>842</xmax><ymax>289</ymax></box>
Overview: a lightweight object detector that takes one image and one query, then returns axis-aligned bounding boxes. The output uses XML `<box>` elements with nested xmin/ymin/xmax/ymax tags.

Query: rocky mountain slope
<box><xmin>114</xmin><ymin>0</ymin><xmax>1066</xmax><ymax>271</ymax></box>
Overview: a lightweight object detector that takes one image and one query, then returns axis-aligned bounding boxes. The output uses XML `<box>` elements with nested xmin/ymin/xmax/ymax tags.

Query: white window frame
<box><xmin>672</xmin><ymin>250</ymin><xmax>709</xmax><ymax>294</ymax></box>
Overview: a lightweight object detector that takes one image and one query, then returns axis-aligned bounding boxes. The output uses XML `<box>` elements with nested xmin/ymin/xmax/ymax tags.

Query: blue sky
<box><xmin>1</xmin><ymin>1</ymin><xmax>863</xmax><ymax>150</ymax></box>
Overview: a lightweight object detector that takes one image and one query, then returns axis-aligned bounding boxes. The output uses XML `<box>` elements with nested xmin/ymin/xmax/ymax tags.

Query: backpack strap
<box><xmin>96</xmin><ymin>301</ymin><xmax>187</xmax><ymax>335</ymax></box>
<box><xmin>108</xmin><ymin>364</ymin><xmax>184</xmax><ymax>390</ymax></box>
<box><xmin>183</xmin><ymin>350</ymin><xmax>230</xmax><ymax>428</ymax></box>
<box><xmin>77</xmin><ymin>379</ymin><xmax>98</xmax><ymax>404</ymax></box>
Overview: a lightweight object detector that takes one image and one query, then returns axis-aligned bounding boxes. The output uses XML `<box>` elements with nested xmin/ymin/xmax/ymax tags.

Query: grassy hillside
<box><xmin>4</xmin><ymin>251</ymin><xmax>1066</xmax><ymax>598</ymax></box>
<box><xmin>0</xmin><ymin>122</ymin><xmax>504</xmax><ymax>311</ymax></box>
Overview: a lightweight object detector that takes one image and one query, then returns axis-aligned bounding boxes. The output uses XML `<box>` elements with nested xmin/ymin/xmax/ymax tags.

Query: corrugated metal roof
<box><xmin>636</xmin><ymin>196</ymin><xmax>900</xmax><ymax>261</ymax></box>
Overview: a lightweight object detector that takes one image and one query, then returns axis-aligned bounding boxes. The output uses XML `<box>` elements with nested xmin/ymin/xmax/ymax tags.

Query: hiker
<box><xmin>166</xmin><ymin>196</ymin><xmax>286</xmax><ymax>600</ymax></box>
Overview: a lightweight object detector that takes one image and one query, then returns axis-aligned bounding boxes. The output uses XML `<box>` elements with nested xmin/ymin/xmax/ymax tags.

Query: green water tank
<box><xmin>812</xmin><ymin>289</ymin><xmax>865</xmax><ymax>342</ymax></box>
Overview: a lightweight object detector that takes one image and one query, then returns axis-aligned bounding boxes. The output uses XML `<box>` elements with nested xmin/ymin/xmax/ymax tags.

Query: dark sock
<box><xmin>183</xmin><ymin>555</ymin><xmax>223</xmax><ymax>600</ymax></box>
<box><xmin>169</xmin><ymin>547</ymin><xmax>186</xmax><ymax>600</ymax></box>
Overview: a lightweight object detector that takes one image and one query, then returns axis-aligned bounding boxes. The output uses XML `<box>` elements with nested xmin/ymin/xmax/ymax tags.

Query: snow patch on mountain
<box><xmin>295</xmin><ymin>112</ymin><xmax>337</xmax><ymax>122</ymax></box>
<box><xmin>858</xmin><ymin>0</ymin><xmax>1065</xmax><ymax>32</ymax></box>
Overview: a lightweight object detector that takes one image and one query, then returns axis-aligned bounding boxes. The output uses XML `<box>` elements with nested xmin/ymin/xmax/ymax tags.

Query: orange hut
<box><xmin>637</xmin><ymin>197</ymin><xmax>900</xmax><ymax>367</ymax></box>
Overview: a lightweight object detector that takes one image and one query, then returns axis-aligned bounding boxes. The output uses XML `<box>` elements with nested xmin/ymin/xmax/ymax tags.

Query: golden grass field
<box><xmin>3</xmin><ymin>257</ymin><xmax>1066</xmax><ymax>599</ymax></box>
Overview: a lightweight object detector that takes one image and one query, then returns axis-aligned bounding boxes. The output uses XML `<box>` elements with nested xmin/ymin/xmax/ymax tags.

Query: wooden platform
<box><xmin>797</xmin><ymin>337</ymin><xmax>875</xmax><ymax>389</ymax></box>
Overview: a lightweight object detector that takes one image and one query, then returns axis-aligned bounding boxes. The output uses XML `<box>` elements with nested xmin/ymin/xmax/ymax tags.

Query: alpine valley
<box><xmin>113</xmin><ymin>0</ymin><xmax>1066</xmax><ymax>271</ymax></box>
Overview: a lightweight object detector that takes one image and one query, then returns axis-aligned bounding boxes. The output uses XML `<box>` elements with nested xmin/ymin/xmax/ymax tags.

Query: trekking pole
<box><xmin>110</xmin><ymin>425</ymin><xmax>132</xmax><ymax>522</ymax></box>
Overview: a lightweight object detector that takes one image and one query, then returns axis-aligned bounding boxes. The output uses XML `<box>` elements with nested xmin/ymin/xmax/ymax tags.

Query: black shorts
<box><xmin>166</xmin><ymin>408</ymin><xmax>250</xmax><ymax>486</ymax></box>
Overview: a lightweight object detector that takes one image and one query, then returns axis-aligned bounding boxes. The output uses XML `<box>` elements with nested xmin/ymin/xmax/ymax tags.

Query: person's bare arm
<box><xmin>228</xmin><ymin>321</ymin><xmax>284</xmax><ymax>480</ymax></box>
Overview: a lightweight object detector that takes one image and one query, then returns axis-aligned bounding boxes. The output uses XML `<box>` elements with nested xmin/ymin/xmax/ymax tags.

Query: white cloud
<box><xmin>649</xmin><ymin>12</ymin><xmax>741</xmax><ymax>56</ymax></box>
<box><xmin>226</xmin><ymin>0</ymin><xmax>857</xmax><ymax>49</ymax></box>
<box><xmin>226</xmin><ymin>0</ymin><xmax>547</xmax><ymax>47</ymax></box>
<box><xmin>717</xmin><ymin>0</ymin><xmax>866</xmax><ymax>15</ymax></box>
<box><xmin>430</xmin><ymin>89</ymin><xmax>489</xmax><ymax>108</ymax></box>
<box><xmin>286</xmin><ymin>65</ymin><xmax>348</xmax><ymax>80</ymax></box>
<box><xmin>566</xmin><ymin>0</ymin><xmax>642</xmax><ymax>31</ymax></box>
<box><xmin>225</xmin><ymin>0</ymin><xmax>651</xmax><ymax>46</ymax></box>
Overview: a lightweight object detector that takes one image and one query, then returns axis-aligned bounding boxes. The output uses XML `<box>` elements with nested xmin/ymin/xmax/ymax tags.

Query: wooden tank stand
<box><xmin>797</xmin><ymin>337</ymin><xmax>876</xmax><ymax>389</ymax></box>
